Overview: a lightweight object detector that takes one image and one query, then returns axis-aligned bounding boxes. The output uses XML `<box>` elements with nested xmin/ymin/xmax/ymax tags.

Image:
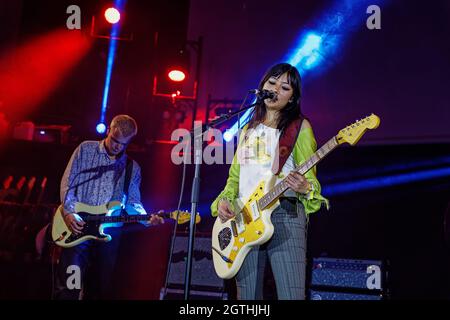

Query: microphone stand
<box><xmin>183</xmin><ymin>99</ymin><xmax>259</xmax><ymax>300</ymax></box>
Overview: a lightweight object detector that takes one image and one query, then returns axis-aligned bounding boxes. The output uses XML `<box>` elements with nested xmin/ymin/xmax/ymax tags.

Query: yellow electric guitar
<box><xmin>52</xmin><ymin>201</ymin><xmax>200</xmax><ymax>248</ymax></box>
<box><xmin>211</xmin><ymin>114</ymin><xmax>380</xmax><ymax>279</ymax></box>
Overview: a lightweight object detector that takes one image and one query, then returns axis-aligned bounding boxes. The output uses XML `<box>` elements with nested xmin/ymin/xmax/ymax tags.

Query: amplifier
<box><xmin>310</xmin><ymin>290</ymin><xmax>382</xmax><ymax>300</ymax></box>
<box><xmin>160</xmin><ymin>288</ymin><xmax>228</xmax><ymax>300</ymax></box>
<box><xmin>166</xmin><ymin>234</ymin><xmax>224</xmax><ymax>290</ymax></box>
<box><xmin>33</xmin><ymin>125</ymin><xmax>71</xmax><ymax>144</ymax></box>
<box><xmin>311</xmin><ymin>257</ymin><xmax>384</xmax><ymax>290</ymax></box>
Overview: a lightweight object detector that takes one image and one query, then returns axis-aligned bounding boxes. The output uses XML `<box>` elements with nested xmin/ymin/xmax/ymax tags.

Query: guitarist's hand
<box><xmin>64</xmin><ymin>213</ymin><xmax>85</xmax><ymax>235</ymax></box>
<box><xmin>148</xmin><ymin>213</ymin><xmax>165</xmax><ymax>225</ymax></box>
<box><xmin>286</xmin><ymin>171</ymin><xmax>312</xmax><ymax>194</ymax></box>
<box><xmin>218</xmin><ymin>198</ymin><xmax>235</xmax><ymax>223</ymax></box>
<box><xmin>142</xmin><ymin>210</ymin><xmax>165</xmax><ymax>227</ymax></box>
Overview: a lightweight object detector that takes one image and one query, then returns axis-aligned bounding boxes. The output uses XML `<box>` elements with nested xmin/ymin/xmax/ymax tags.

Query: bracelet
<box><xmin>304</xmin><ymin>182</ymin><xmax>314</xmax><ymax>195</ymax></box>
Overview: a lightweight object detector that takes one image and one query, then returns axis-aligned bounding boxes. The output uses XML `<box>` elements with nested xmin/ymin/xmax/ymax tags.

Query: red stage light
<box><xmin>168</xmin><ymin>69</ymin><xmax>186</xmax><ymax>82</ymax></box>
<box><xmin>104</xmin><ymin>7</ymin><xmax>121</xmax><ymax>24</ymax></box>
<box><xmin>0</xmin><ymin>29</ymin><xmax>92</xmax><ymax>120</ymax></box>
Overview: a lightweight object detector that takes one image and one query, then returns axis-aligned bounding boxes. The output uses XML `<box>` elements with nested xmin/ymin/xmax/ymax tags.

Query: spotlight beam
<box><xmin>322</xmin><ymin>167</ymin><xmax>450</xmax><ymax>196</ymax></box>
<box><xmin>224</xmin><ymin>0</ymin><xmax>387</xmax><ymax>140</ymax></box>
<box><xmin>98</xmin><ymin>0</ymin><xmax>126</xmax><ymax>134</ymax></box>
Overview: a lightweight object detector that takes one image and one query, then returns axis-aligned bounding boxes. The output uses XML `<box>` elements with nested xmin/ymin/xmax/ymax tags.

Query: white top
<box><xmin>236</xmin><ymin>123</ymin><xmax>296</xmax><ymax>202</ymax></box>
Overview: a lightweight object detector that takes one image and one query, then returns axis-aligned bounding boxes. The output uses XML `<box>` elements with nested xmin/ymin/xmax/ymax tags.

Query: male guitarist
<box><xmin>53</xmin><ymin>114</ymin><xmax>163</xmax><ymax>300</ymax></box>
<box><xmin>211</xmin><ymin>63</ymin><xmax>329</xmax><ymax>300</ymax></box>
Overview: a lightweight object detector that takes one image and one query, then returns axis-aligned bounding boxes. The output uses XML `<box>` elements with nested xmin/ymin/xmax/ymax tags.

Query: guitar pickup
<box><xmin>230</xmin><ymin>220</ymin><xmax>238</xmax><ymax>237</ymax></box>
<box><xmin>250</xmin><ymin>201</ymin><xmax>260</xmax><ymax>220</ymax></box>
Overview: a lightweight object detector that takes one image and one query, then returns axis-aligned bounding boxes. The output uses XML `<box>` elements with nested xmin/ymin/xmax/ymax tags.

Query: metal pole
<box><xmin>183</xmin><ymin>36</ymin><xmax>203</xmax><ymax>300</ymax></box>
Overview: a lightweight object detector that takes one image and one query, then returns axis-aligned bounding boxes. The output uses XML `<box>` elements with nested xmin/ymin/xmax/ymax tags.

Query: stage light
<box><xmin>289</xmin><ymin>32</ymin><xmax>323</xmax><ymax>70</ymax></box>
<box><xmin>168</xmin><ymin>69</ymin><xmax>186</xmax><ymax>82</ymax></box>
<box><xmin>223</xmin><ymin>0</ymin><xmax>388</xmax><ymax>140</ymax></box>
<box><xmin>104</xmin><ymin>7</ymin><xmax>121</xmax><ymax>24</ymax></box>
<box><xmin>322</xmin><ymin>167</ymin><xmax>450</xmax><ymax>196</ymax></box>
<box><xmin>223</xmin><ymin>130</ymin><xmax>233</xmax><ymax>142</ymax></box>
<box><xmin>96</xmin><ymin>123</ymin><xmax>106</xmax><ymax>134</ymax></box>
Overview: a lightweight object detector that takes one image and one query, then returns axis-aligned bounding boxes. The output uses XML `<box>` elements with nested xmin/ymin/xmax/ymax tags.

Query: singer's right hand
<box><xmin>63</xmin><ymin>213</ymin><xmax>85</xmax><ymax>235</ymax></box>
<box><xmin>218</xmin><ymin>198</ymin><xmax>235</xmax><ymax>223</ymax></box>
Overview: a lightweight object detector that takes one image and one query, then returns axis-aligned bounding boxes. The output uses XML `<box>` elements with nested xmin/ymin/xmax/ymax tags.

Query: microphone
<box><xmin>249</xmin><ymin>89</ymin><xmax>276</xmax><ymax>100</ymax></box>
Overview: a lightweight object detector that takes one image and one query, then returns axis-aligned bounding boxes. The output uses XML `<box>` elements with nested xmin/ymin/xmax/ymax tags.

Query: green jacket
<box><xmin>210</xmin><ymin>125</ymin><xmax>329</xmax><ymax>217</ymax></box>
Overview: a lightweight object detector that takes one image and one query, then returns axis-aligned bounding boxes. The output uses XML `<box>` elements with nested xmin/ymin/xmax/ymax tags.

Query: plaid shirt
<box><xmin>60</xmin><ymin>140</ymin><xmax>146</xmax><ymax>215</ymax></box>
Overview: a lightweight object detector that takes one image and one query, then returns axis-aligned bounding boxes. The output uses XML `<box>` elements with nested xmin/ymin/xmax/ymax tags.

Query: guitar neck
<box><xmin>258</xmin><ymin>136</ymin><xmax>339</xmax><ymax>210</ymax></box>
<box><xmin>85</xmin><ymin>213</ymin><xmax>156</xmax><ymax>224</ymax></box>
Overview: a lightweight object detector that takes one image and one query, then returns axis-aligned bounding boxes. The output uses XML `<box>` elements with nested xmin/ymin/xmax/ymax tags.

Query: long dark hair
<box><xmin>247</xmin><ymin>63</ymin><xmax>304</xmax><ymax>135</ymax></box>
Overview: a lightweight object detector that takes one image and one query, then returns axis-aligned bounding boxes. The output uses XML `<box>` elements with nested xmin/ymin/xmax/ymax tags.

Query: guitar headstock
<box><xmin>169</xmin><ymin>210</ymin><xmax>201</xmax><ymax>225</ymax></box>
<box><xmin>336</xmin><ymin>114</ymin><xmax>380</xmax><ymax>146</ymax></box>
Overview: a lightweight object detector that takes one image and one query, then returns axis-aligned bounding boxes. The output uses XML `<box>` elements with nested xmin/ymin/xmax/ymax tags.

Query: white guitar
<box><xmin>52</xmin><ymin>201</ymin><xmax>200</xmax><ymax>248</ymax></box>
<box><xmin>211</xmin><ymin>114</ymin><xmax>380</xmax><ymax>279</ymax></box>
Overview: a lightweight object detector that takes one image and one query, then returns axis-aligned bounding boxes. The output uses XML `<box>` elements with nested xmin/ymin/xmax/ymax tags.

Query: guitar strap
<box><xmin>271</xmin><ymin>118</ymin><xmax>302</xmax><ymax>175</ymax></box>
<box><xmin>123</xmin><ymin>156</ymin><xmax>133</xmax><ymax>204</ymax></box>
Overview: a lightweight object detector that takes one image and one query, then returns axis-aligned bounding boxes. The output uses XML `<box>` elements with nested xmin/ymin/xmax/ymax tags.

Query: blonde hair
<box><xmin>110</xmin><ymin>115</ymin><xmax>138</xmax><ymax>138</ymax></box>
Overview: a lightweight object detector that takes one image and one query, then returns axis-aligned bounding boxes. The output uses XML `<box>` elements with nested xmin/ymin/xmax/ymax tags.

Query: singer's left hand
<box><xmin>285</xmin><ymin>171</ymin><xmax>312</xmax><ymax>194</ymax></box>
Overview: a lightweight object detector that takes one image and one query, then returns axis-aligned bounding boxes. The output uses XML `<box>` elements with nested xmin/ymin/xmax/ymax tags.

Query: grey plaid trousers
<box><xmin>235</xmin><ymin>197</ymin><xmax>307</xmax><ymax>300</ymax></box>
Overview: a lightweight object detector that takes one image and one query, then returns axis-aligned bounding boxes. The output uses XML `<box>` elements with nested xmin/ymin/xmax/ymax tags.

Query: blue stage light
<box><xmin>288</xmin><ymin>32</ymin><xmax>322</xmax><ymax>70</ymax></box>
<box><xmin>322</xmin><ymin>167</ymin><xmax>450</xmax><ymax>196</ymax></box>
<box><xmin>225</xmin><ymin>0</ymin><xmax>388</xmax><ymax>140</ymax></box>
<box><xmin>98</xmin><ymin>0</ymin><xmax>126</xmax><ymax>131</ymax></box>
<box><xmin>223</xmin><ymin>130</ymin><xmax>234</xmax><ymax>142</ymax></box>
<box><xmin>96</xmin><ymin>123</ymin><xmax>106</xmax><ymax>134</ymax></box>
